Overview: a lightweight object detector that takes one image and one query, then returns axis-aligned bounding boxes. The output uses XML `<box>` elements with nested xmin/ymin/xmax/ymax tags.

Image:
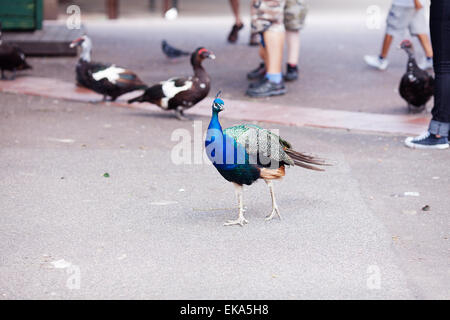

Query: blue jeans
<box><xmin>429</xmin><ymin>0</ymin><xmax>450</xmax><ymax>136</ymax></box>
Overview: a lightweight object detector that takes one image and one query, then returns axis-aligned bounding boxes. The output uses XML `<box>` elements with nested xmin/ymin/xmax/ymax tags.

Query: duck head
<box><xmin>70</xmin><ymin>35</ymin><xmax>92</xmax><ymax>62</ymax></box>
<box><xmin>400</xmin><ymin>39</ymin><xmax>414</xmax><ymax>56</ymax></box>
<box><xmin>191</xmin><ymin>47</ymin><xmax>215</xmax><ymax>66</ymax></box>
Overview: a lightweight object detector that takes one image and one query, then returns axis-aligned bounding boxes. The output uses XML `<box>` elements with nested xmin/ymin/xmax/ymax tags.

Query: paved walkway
<box><xmin>0</xmin><ymin>76</ymin><xmax>430</xmax><ymax>136</ymax></box>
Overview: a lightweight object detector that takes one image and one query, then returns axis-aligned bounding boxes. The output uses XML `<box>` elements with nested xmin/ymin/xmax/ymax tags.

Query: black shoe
<box><xmin>284</xmin><ymin>64</ymin><xmax>298</xmax><ymax>81</ymax></box>
<box><xmin>228</xmin><ymin>23</ymin><xmax>244</xmax><ymax>43</ymax></box>
<box><xmin>246</xmin><ymin>78</ymin><xmax>286</xmax><ymax>97</ymax></box>
<box><xmin>247</xmin><ymin>62</ymin><xmax>266</xmax><ymax>80</ymax></box>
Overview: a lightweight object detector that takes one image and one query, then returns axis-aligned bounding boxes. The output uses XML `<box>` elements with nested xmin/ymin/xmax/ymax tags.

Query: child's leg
<box><xmin>229</xmin><ymin>0</ymin><xmax>242</xmax><ymax>26</ymax></box>
<box><xmin>286</xmin><ymin>30</ymin><xmax>300</xmax><ymax>65</ymax></box>
<box><xmin>264</xmin><ymin>30</ymin><xmax>285</xmax><ymax>75</ymax></box>
<box><xmin>416</xmin><ymin>34</ymin><xmax>433</xmax><ymax>58</ymax></box>
<box><xmin>380</xmin><ymin>34</ymin><xmax>393</xmax><ymax>59</ymax></box>
<box><xmin>410</xmin><ymin>7</ymin><xmax>433</xmax><ymax>58</ymax></box>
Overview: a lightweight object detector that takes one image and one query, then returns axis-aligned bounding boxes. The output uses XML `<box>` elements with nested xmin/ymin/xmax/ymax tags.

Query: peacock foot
<box><xmin>224</xmin><ymin>216</ymin><xmax>248</xmax><ymax>227</ymax></box>
<box><xmin>265</xmin><ymin>206</ymin><xmax>281</xmax><ymax>221</ymax></box>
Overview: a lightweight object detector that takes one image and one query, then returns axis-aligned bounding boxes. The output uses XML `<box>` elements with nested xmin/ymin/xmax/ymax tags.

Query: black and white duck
<box><xmin>0</xmin><ymin>22</ymin><xmax>32</xmax><ymax>80</ymax></box>
<box><xmin>399</xmin><ymin>40</ymin><xmax>434</xmax><ymax>112</ymax></box>
<box><xmin>128</xmin><ymin>47</ymin><xmax>215</xmax><ymax>120</ymax></box>
<box><xmin>70</xmin><ymin>35</ymin><xmax>147</xmax><ymax>101</ymax></box>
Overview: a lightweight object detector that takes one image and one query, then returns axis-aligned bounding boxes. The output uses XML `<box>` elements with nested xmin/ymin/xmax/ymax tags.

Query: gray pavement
<box><xmin>0</xmin><ymin>93</ymin><xmax>448</xmax><ymax>299</ymax></box>
<box><xmin>25</xmin><ymin>0</ymin><xmax>430</xmax><ymax>115</ymax></box>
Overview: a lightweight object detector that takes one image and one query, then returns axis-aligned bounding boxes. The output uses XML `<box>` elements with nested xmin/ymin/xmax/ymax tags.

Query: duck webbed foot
<box><xmin>174</xmin><ymin>107</ymin><xmax>191</xmax><ymax>121</ymax></box>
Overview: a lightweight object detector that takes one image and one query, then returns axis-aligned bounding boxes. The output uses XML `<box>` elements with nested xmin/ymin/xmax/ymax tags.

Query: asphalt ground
<box><xmin>0</xmin><ymin>92</ymin><xmax>448</xmax><ymax>299</ymax></box>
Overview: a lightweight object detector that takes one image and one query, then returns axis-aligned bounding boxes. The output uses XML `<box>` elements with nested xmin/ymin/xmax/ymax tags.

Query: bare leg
<box><xmin>229</xmin><ymin>0</ymin><xmax>242</xmax><ymax>26</ymax></box>
<box><xmin>286</xmin><ymin>30</ymin><xmax>300</xmax><ymax>65</ymax></box>
<box><xmin>224</xmin><ymin>183</ymin><xmax>248</xmax><ymax>226</ymax></box>
<box><xmin>263</xmin><ymin>30</ymin><xmax>285</xmax><ymax>74</ymax></box>
<box><xmin>259</xmin><ymin>44</ymin><xmax>267</xmax><ymax>64</ymax></box>
<box><xmin>380</xmin><ymin>34</ymin><xmax>393</xmax><ymax>59</ymax></box>
<box><xmin>416</xmin><ymin>33</ymin><xmax>434</xmax><ymax>58</ymax></box>
<box><xmin>265</xmin><ymin>180</ymin><xmax>281</xmax><ymax>221</ymax></box>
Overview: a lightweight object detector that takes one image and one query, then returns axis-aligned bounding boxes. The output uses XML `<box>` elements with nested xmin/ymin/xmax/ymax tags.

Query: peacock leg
<box><xmin>265</xmin><ymin>180</ymin><xmax>281</xmax><ymax>221</ymax></box>
<box><xmin>224</xmin><ymin>183</ymin><xmax>248</xmax><ymax>226</ymax></box>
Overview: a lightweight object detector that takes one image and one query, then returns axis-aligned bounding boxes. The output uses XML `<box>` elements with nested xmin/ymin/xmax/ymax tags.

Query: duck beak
<box><xmin>70</xmin><ymin>38</ymin><xmax>83</xmax><ymax>48</ymax></box>
<box><xmin>208</xmin><ymin>52</ymin><xmax>216</xmax><ymax>60</ymax></box>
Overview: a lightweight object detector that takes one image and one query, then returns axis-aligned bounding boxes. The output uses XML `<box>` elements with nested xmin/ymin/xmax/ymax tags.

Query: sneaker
<box><xmin>246</xmin><ymin>78</ymin><xmax>286</xmax><ymax>97</ymax></box>
<box><xmin>227</xmin><ymin>23</ymin><xmax>244</xmax><ymax>43</ymax></box>
<box><xmin>418</xmin><ymin>57</ymin><xmax>433</xmax><ymax>70</ymax></box>
<box><xmin>364</xmin><ymin>55</ymin><xmax>389</xmax><ymax>70</ymax></box>
<box><xmin>284</xmin><ymin>64</ymin><xmax>298</xmax><ymax>81</ymax></box>
<box><xmin>249</xmin><ymin>33</ymin><xmax>260</xmax><ymax>46</ymax></box>
<box><xmin>404</xmin><ymin>131</ymin><xmax>449</xmax><ymax>149</ymax></box>
<box><xmin>247</xmin><ymin>62</ymin><xmax>266</xmax><ymax>80</ymax></box>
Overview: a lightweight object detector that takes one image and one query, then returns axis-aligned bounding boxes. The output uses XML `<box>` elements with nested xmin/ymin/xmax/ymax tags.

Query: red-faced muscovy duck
<box><xmin>0</xmin><ymin>22</ymin><xmax>32</xmax><ymax>80</ymax></box>
<box><xmin>399</xmin><ymin>40</ymin><xmax>434</xmax><ymax>112</ymax></box>
<box><xmin>128</xmin><ymin>47</ymin><xmax>215</xmax><ymax>120</ymax></box>
<box><xmin>70</xmin><ymin>35</ymin><xmax>147</xmax><ymax>101</ymax></box>
<box><xmin>161</xmin><ymin>40</ymin><xmax>190</xmax><ymax>59</ymax></box>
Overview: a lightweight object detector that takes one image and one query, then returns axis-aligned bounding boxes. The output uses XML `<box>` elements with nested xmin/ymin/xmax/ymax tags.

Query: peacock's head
<box><xmin>212</xmin><ymin>91</ymin><xmax>224</xmax><ymax>113</ymax></box>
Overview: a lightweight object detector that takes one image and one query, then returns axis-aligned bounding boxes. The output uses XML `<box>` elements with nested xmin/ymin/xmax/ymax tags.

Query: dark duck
<box><xmin>128</xmin><ymin>47</ymin><xmax>215</xmax><ymax>120</ymax></box>
<box><xmin>399</xmin><ymin>39</ymin><xmax>434</xmax><ymax>112</ymax></box>
<box><xmin>205</xmin><ymin>94</ymin><xmax>329</xmax><ymax>226</ymax></box>
<box><xmin>70</xmin><ymin>35</ymin><xmax>147</xmax><ymax>101</ymax></box>
<box><xmin>161</xmin><ymin>40</ymin><xmax>190</xmax><ymax>59</ymax></box>
<box><xmin>0</xmin><ymin>22</ymin><xmax>32</xmax><ymax>80</ymax></box>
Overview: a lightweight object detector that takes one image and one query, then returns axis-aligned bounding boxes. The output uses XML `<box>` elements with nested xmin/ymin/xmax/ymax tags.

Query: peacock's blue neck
<box><xmin>208</xmin><ymin>110</ymin><xmax>222</xmax><ymax>132</ymax></box>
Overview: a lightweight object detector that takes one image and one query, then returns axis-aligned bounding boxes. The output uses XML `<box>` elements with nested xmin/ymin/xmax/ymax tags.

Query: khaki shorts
<box><xmin>251</xmin><ymin>0</ymin><xmax>308</xmax><ymax>34</ymax></box>
<box><xmin>386</xmin><ymin>5</ymin><xmax>428</xmax><ymax>36</ymax></box>
<box><xmin>284</xmin><ymin>0</ymin><xmax>308</xmax><ymax>31</ymax></box>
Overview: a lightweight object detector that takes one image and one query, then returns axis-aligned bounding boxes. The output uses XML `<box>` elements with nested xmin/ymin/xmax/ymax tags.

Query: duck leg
<box><xmin>224</xmin><ymin>183</ymin><xmax>248</xmax><ymax>226</ymax></box>
<box><xmin>174</xmin><ymin>107</ymin><xmax>190</xmax><ymax>121</ymax></box>
<box><xmin>265</xmin><ymin>180</ymin><xmax>281</xmax><ymax>221</ymax></box>
<box><xmin>1</xmin><ymin>69</ymin><xmax>6</xmax><ymax>80</ymax></box>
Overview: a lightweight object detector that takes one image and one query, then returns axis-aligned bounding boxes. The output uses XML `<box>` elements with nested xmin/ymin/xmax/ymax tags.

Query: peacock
<box><xmin>205</xmin><ymin>93</ymin><xmax>329</xmax><ymax>226</ymax></box>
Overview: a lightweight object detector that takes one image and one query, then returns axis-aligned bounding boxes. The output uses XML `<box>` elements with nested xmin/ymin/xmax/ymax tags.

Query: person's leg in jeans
<box><xmin>405</xmin><ymin>0</ymin><xmax>450</xmax><ymax>149</ymax></box>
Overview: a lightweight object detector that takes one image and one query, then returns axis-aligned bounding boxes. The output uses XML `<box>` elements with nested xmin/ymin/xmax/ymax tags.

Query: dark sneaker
<box><xmin>227</xmin><ymin>23</ymin><xmax>244</xmax><ymax>43</ymax></box>
<box><xmin>404</xmin><ymin>132</ymin><xmax>449</xmax><ymax>149</ymax></box>
<box><xmin>246</xmin><ymin>78</ymin><xmax>286</xmax><ymax>97</ymax></box>
<box><xmin>247</xmin><ymin>62</ymin><xmax>266</xmax><ymax>80</ymax></box>
<box><xmin>249</xmin><ymin>33</ymin><xmax>260</xmax><ymax>46</ymax></box>
<box><xmin>284</xmin><ymin>64</ymin><xmax>298</xmax><ymax>81</ymax></box>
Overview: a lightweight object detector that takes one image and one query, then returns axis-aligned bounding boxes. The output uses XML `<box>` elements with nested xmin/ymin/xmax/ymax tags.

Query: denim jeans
<box><xmin>429</xmin><ymin>0</ymin><xmax>450</xmax><ymax>136</ymax></box>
